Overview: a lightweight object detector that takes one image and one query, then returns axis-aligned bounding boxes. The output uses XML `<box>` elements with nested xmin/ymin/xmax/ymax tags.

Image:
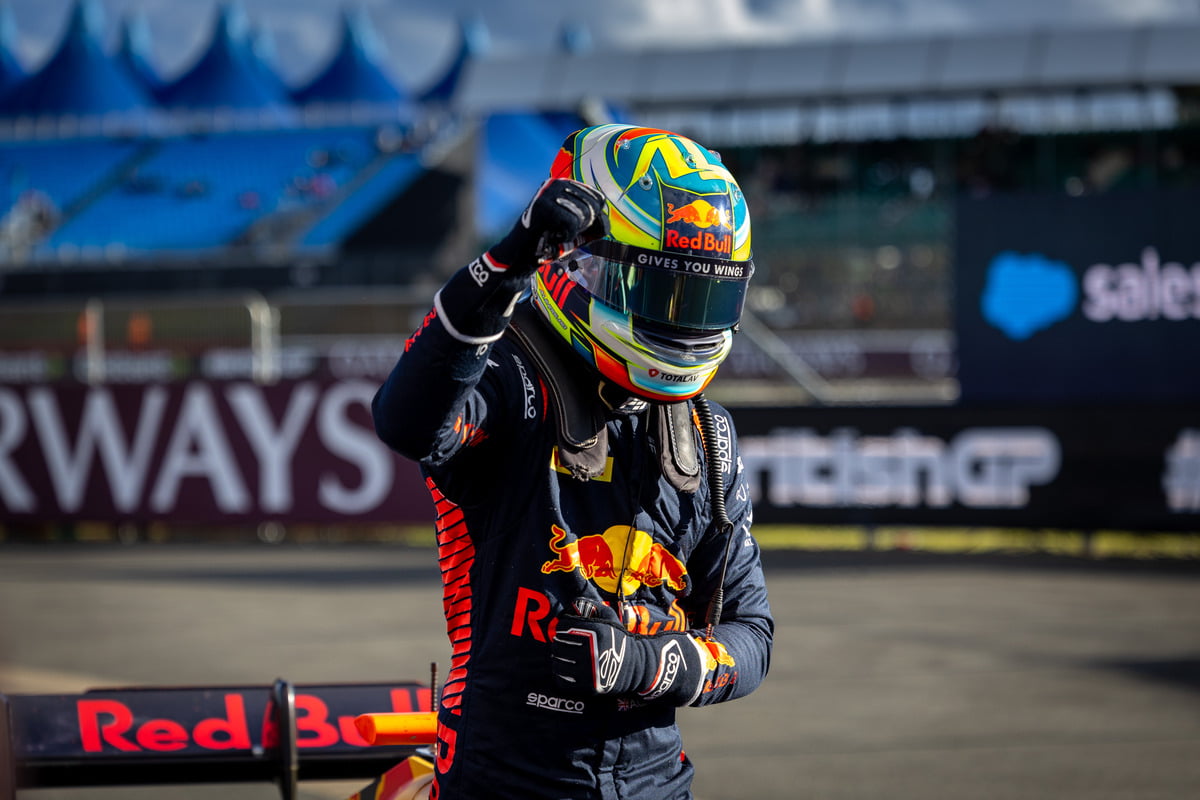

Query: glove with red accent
<box><xmin>550</xmin><ymin>600</ymin><xmax>707</xmax><ymax>706</ymax></box>
<box><xmin>488</xmin><ymin>178</ymin><xmax>609</xmax><ymax>272</ymax></box>
<box><xmin>435</xmin><ymin>178</ymin><xmax>608</xmax><ymax>341</ymax></box>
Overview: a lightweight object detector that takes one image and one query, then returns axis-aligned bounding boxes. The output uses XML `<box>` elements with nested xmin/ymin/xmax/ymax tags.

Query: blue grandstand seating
<box><xmin>0</xmin><ymin>3</ymin><xmax>476</xmax><ymax>263</ymax></box>
<box><xmin>0</xmin><ymin>138</ymin><xmax>142</xmax><ymax>211</ymax></box>
<box><xmin>299</xmin><ymin>151</ymin><xmax>424</xmax><ymax>248</ymax></box>
<box><xmin>32</xmin><ymin>127</ymin><xmax>393</xmax><ymax>254</ymax></box>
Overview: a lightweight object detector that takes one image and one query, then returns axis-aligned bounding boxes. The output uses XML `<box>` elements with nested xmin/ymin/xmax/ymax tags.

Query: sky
<box><xmin>4</xmin><ymin>0</ymin><xmax>1200</xmax><ymax>95</ymax></box>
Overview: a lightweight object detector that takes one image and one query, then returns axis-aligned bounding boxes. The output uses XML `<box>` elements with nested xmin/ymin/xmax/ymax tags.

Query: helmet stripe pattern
<box><xmin>551</xmin><ymin>124</ymin><xmax>752</xmax><ymax>260</ymax></box>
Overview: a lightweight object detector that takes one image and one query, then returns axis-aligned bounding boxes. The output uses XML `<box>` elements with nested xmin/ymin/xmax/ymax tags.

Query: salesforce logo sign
<box><xmin>981</xmin><ymin>247</ymin><xmax>1200</xmax><ymax>340</ymax></box>
<box><xmin>981</xmin><ymin>252</ymin><xmax>1077</xmax><ymax>340</ymax></box>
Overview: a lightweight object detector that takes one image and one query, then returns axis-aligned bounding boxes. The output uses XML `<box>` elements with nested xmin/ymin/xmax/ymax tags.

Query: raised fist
<box><xmin>489</xmin><ymin>179</ymin><xmax>609</xmax><ymax>272</ymax></box>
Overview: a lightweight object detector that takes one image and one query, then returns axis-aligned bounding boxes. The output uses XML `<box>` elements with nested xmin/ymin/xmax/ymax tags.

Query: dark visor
<box><xmin>560</xmin><ymin>240</ymin><xmax>754</xmax><ymax>331</ymax></box>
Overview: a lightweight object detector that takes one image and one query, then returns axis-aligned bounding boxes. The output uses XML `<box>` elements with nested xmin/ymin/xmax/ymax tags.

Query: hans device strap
<box><xmin>507</xmin><ymin>303</ymin><xmax>701</xmax><ymax>492</ymax></box>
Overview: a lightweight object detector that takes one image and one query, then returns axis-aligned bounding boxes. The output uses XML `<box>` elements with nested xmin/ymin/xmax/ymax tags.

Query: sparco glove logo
<box><xmin>468</xmin><ymin>256</ymin><xmax>493</xmax><ymax>286</ymax></box>
<box><xmin>641</xmin><ymin>640</ymin><xmax>684</xmax><ymax>701</ymax></box>
<box><xmin>596</xmin><ymin>633</ymin><xmax>627</xmax><ymax>694</ymax></box>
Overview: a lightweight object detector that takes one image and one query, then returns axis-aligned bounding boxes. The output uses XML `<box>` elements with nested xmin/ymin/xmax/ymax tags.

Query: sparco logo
<box><xmin>513</xmin><ymin>355</ymin><xmax>537</xmax><ymax>419</ymax></box>
<box><xmin>741</xmin><ymin>427</ymin><xmax>1060</xmax><ymax>508</ymax></box>
<box><xmin>468</xmin><ymin>256</ymin><xmax>491</xmax><ymax>287</ymax></box>
<box><xmin>642</xmin><ymin>640</ymin><xmax>683</xmax><ymax>701</ymax></box>
<box><xmin>711</xmin><ymin>411</ymin><xmax>733</xmax><ymax>475</ymax></box>
<box><xmin>526</xmin><ymin>693</ymin><xmax>585</xmax><ymax>714</ymax></box>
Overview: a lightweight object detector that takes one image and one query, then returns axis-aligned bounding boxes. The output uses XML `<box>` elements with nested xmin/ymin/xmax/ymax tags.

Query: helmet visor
<box><xmin>560</xmin><ymin>240</ymin><xmax>754</xmax><ymax>331</ymax></box>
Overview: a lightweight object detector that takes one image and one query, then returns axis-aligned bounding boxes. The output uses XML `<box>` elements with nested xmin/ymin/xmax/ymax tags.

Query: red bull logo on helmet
<box><xmin>541</xmin><ymin>524</ymin><xmax>689</xmax><ymax>596</ymax></box>
<box><xmin>664</xmin><ymin>229</ymin><xmax>733</xmax><ymax>256</ymax></box>
<box><xmin>665</xmin><ymin>199</ymin><xmax>731</xmax><ymax>230</ymax></box>
<box><xmin>663</xmin><ymin>196</ymin><xmax>734</xmax><ymax>257</ymax></box>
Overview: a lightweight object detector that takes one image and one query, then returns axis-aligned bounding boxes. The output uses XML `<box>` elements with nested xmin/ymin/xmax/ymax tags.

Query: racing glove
<box><xmin>550</xmin><ymin>600</ymin><xmax>708</xmax><ymax>706</ymax></box>
<box><xmin>489</xmin><ymin>178</ymin><xmax>609</xmax><ymax>271</ymax></box>
<box><xmin>435</xmin><ymin>178</ymin><xmax>608</xmax><ymax>342</ymax></box>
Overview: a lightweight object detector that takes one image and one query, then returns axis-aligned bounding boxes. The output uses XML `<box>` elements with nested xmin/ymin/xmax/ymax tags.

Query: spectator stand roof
<box><xmin>453</xmin><ymin>22</ymin><xmax>1200</xmax><ymax>141</ymax></box>
<box><xmin>155</xmin><ymin>3</ymin><xmax>296</xmax><ymax>126</ymax></box>
<box><xmin>0</xmin><ymin>4</ymin><xmax>477</xmax><ymax>263</ymax></box>
<box><xmin>473</xmin><ymin>23</ymin><xmax>631</xmax><ymax>240</ymax></box>
<box><xmin>420</xmin><ymin>16</ymin><xmax>489</xmax><ymax>106</ymax></box>
<box><xmin>293</xmin><ymin>8</ymin><xmax>409</xmax><ymax>109</ymax></box>
<box><xmin>0</xmin><ymin>4</ymin><xmax>24</xmax><ymax>96</ymax></box>
<box><xmin>116</xmin><ymin>10</ymin><xmax>163</xmax><ymax>96</ymax></box>
<box><xmin>0</xmin><ymin>0</ymin><xmax>152</xmax><ymax>119</ymax></box>
<box><xmin>247</xmin><ymin>25</ymin><xmax>291</xmax><ymax>102</ymax></box>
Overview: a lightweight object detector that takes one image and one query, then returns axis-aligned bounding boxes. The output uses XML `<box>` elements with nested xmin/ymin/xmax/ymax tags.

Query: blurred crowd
<box><xmin>720</xmin><ymin>125</ymin><xmax>1200</xmax><ymax>331</ymax></box>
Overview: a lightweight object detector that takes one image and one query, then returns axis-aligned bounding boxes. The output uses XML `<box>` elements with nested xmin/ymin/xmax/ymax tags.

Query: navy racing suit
<box><xmin>373</xmin><ymin>268</ymin><xmax>774</xmax><ymax>799</ymax></box>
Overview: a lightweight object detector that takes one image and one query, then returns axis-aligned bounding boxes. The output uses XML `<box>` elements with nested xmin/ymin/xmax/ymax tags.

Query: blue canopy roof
<box><xmin>420</xmin><ymin>16</ymin><xmax>488</xmax><ymax>105</ymax></box>
<box><xmin>293</xmin><ymin>8</ymin><xmax>407</xmax><ymax>106</ymax></box>
<box><xmin>559</xmin><ymin>22</ymin><xmax>593</xmax><ymax>55</ymax></box>
<box><xmin>476</xmin><ymin>111</ymin><xmax>588</xmax><ymax>239</ymax></box>
<box><xmin>0</xmin><ymin>4</ymin><xmax>24</xmax><ymax>95</ymax></box>
<box><xmin>156</xmin><ymin>3</ymin><xmax>294</xmax><ymax>118</ymax></box>
<box><xmin>248</xmin><ymin>26</ymin><xmax>291</xmax><ymax>99</ymax></box>
<box><xmin>117</xmin><ymin>11</ymin><xmax>163</xmax><ymax>94</ymax></box>
<box><xmin>477</xmin><ymin>98</ymin><xmax>630</xmax><ymax>238</ymax></box>
<box><xmin>0</xmin><ymin>0</ymin><xmax>152</xmax><ymax>118</ymax></box>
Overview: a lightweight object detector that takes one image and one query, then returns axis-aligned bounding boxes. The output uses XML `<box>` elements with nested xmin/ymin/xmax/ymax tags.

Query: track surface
<box><xmin>2</xmin><ymin>544</ymin><xmax>1198</xmax><ymax>800</ymax></box>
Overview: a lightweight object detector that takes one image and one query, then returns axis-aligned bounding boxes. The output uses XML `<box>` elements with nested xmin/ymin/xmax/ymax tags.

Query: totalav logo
<box><xmin>981</xmin><ymin>247</ymin><xmax>1200</xmax><ymax>340</ymax></box>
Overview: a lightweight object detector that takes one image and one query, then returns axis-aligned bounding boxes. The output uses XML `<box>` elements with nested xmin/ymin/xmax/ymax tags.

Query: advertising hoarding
<box><xmin>955</xmin><ymin>189</ymin><xmax>1200</xmax><ymax>405</ymax></box>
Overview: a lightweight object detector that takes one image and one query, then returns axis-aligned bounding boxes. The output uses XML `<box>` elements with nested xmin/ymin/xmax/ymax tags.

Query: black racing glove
<box><xmin>488</xmin><ymin>178</ymin><xmax>609</xmax><ymax>273</ymax></box>
<box><xmin>550</xmin><ymin>600</ymin><xmax>707</xmax><ymax>706</ymax></box>
<box><xmin>435</xmin><ymin>178</ymin><xmax>608</xmax><ymax>341</ymax></box>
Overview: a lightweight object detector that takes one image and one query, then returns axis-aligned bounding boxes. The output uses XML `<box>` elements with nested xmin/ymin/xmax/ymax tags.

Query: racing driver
<box><xmin>373</xmin><ymin>123</ymin><xmax>774</xmax><ymax>799</ymax></box>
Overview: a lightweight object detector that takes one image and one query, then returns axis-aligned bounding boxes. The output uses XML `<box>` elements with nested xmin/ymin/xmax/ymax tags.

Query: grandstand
<box><xmin>0</xmin><ymin>2</ymin><xmax>448</xmax><ymax>270</ymax></box>
<box><xmin>1</xmin><ymin>1</ymin><xmax>1199</xmax><ymax>406</ymax></box>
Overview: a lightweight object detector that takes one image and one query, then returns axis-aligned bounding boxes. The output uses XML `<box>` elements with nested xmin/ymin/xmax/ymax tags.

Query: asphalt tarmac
<box><xmin>1</xmin><ymin>543</ymin><xmax>1198</xmax><ymax>800</ymax></box>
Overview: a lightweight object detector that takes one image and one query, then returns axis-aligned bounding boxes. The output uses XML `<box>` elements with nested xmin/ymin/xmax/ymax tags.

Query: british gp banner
<box><xmin>734</xmin><ymin>405</ymin><xmax>1199</xmax><ymax>532</ymax></box>
<box><xmin>2</xmin><ymin>381</ymin><xmax>1196</xmax><ymax>531</ymax></box>
<box><xmin>0</xmin><ymin>380</ymin><xmax>431</xmax><ymax>524</ymax></box>
<box><xmin>955</xmin><ymin>189</ymin><xmax>1200</xmax><ymax>405</ymax></box>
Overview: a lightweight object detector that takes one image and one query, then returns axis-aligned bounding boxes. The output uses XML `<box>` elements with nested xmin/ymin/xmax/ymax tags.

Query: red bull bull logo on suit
<box><xmin>541</xmin><ymin>524</ymin><xmax>689</xmax><ymax>596</ymax></box>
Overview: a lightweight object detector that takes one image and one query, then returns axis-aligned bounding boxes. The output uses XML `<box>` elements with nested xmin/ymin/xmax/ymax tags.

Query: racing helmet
<box><xmin>530</xmin><ymin>124</ymin><xmax>754</xmax><ymax>403</ymax></box>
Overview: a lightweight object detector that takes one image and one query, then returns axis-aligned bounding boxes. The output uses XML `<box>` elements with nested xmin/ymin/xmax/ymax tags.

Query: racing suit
<box><xmin>373</xmin><ymin>267</ymin><xmax>774</xmax><ymax>799</ymax></box>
